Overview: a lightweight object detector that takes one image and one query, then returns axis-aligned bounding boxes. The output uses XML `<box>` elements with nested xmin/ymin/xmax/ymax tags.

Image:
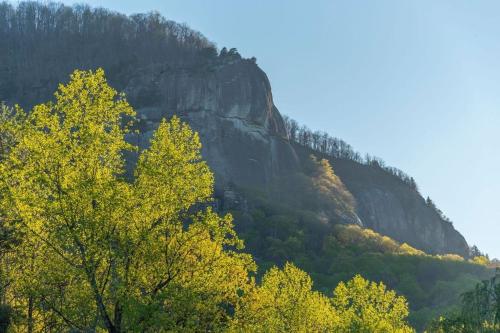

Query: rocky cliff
<box><xmin>3</xmin><ymin>56</ymin><xmax>469</xmax><ymax>256</ymax></box>
<box><xmin>329</xmin><ymin>158</ymin><xmax>469</xmax><ymax>256</ymax></box>
<box><xmin>123</xmin><ymin>60</ymin><xmax>300</xmax><ymax>193</ymax></box>
<box><xmin>0</xmin><ymin>2</ymin><xmax>469</xmax><ymax>257</ymax></box>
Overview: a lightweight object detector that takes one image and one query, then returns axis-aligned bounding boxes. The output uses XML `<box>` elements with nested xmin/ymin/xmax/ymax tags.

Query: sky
<box><xmin>59</xmin><ymin>0</ymin><xmax>500</xmax><ymax>258</ymax></box>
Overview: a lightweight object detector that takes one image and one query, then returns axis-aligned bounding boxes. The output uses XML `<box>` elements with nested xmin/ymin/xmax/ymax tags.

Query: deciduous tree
<box><xmin>332</xmin><ymin>274</ymin><xmax>414</xmax><ymax>333</ymax></box>
<box><xmin>231</xmin><ymin>263</ymin><xmax>340</xmax><ymax>332</ymax></box>
<box><xmin>0</xmin><ymin>69</ymin><xmax>254</xmax><ymax>332</ymax></box>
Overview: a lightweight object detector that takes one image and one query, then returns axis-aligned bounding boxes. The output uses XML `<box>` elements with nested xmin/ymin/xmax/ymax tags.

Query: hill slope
<box><xmin>0</xmin><ymin>1</ymin><xmax>468</xmax><ymax>257</ymax></box>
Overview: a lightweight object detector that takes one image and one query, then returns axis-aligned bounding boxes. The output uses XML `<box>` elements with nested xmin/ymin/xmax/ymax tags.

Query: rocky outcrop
<box><xmin>329</xmin><ymin>158</ymin><xmax>470</xmax><ymax>257</ymax></box>
<box><xmin>0</xmin><ymin>2</ymin><xmax>472</xmax><ymax>258</ymax></box>
<box><xmin>1</xmin><ymin>45</ymin><xmax>469</xmax><ymax>257</ymax></box>
<box><xmin>123</xmin><ymin>60</ymin><xmax>300</xmax><ymax>192</ymax></box>
<box><xmin>354</xmin><ymin>187</ymin><xmax>468</xmax><ymax>256</ymax></box>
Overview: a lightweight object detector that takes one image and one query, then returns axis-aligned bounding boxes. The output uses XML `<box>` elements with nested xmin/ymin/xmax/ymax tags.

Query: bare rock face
<box><xmin>0</xmin><ymin>2</ymin><xmax>471</xmax><ymax>259</ymax></box>
<box><xmin>123</xmin><ymin>59</ymin><xmax>300</xmax><ymax>192</ymax></box>
<box><xmin>330</xmin><ymin>158</ymin><xmax>470</xmax><ymax>257</ymax></box>
<box><xmin>2</xmin><ymin>54</ymin><xmax>469</xmax><ymax>257</ymax></box>
<box><xmin>355</xmin><ymin>188</ymin><xmax>468</xmax><ymax>256</ymax></box>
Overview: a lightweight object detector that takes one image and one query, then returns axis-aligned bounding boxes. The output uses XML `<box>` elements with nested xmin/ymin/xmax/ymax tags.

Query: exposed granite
<box><xmin>122</xmin><ymin>60</ymin><xmax>300</xmax><ymax>191</ymax></box>
<box><xmin>330</xmin><ymin>157</ymin><xmax>469</xmax><ymax>257</ymax></box>
<box><xmin>1</xmin><ymin>57</ymin><xmax>469</xmax><ymax>257</ymax></box>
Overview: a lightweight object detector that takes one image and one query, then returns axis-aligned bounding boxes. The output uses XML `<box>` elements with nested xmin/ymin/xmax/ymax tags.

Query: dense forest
<box><xmin>230</xmin><ymin>182</ymin><xmax>494</xmax><ymax>330</ymax></box>
<box><xmin>429</xmin><ymin>270</ymin><xmax>500</xmax><ymax>332</ymax></box>
<box><xmin>231</xmin><ymin>115</ymin><xmax>495</xmax><ymax>329</ymax></box>
<box><xmin>0</xmin><ymin>1</ymin><xmax>245</xmax><ymax>108</ymax></box>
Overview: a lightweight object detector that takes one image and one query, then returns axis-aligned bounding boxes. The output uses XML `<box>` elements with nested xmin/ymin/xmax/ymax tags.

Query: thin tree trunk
<box><xmin>27</xmin><ymin>295</ymin><xmax>33</xmax><ymax>333</ymax></box>
<box><xmin>87</xmin><ymin>268</ymin><xmax>117</xmax><ymax>333</ymax></box>
<box><xmin>114</xmin><ymin>302</ymin><xmax>122</xmax><ymax>333</ymax></box>
<box><xmin>27</xmin><ymin>250</ymin><xmax>35</xmax><ymax>333</ymax></box>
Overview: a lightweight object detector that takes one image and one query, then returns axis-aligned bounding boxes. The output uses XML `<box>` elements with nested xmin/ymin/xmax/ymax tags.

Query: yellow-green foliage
<box><xmin>334</xmin><ymin>224</ymin><xmax>497</xmax><ymax>270</ymax></box>
<box><xmin>0</xmin><ymin>69</ymin><xmax>254</xmax><ymax>332</ymax></box>
<box><xmin>436</xmin><ymin>254</ymin><xmax>465</xmax><ymax>262</ymax></box>
<box><xmin>334</xmin><ymin>224</ymin><xmax>425</xmax><ymax>256</ymax></box>
<box><xmin>399</xmin><ymin>243</ymin><xmax>426</xmax><ymax>256</ymax></box>
<box><xmin>470</xmin><ymin>255</ymin><xmax>490</xmax><ymax>266</ymax></box>
<box><xmin>332</xmin><ymin>275</ymin><xmax>414</xmax><ymax>333</ymax></box>
<box><xmin>0</xmin><ymin>104</ymin><xmax>26</xmax><ymax>160</ymax></box>
<box><xmin>0</xmin><ymin>69</ymin><xmax>415</xmax><ymax>332</ymax></box>
<box><xmin>231</xmin><ymin>263</ymin><xmax>340</xmax><ymax>332</ymax></box>
<box><xmin>310</xmin><ymin>156</ymin><xmax>357</xmax><ymax>219</ymax></box>
<box><xmin>231</xmin><ymin>263</ymin><xmax>414</xmax><ymax>333</ymax></box>
<box><xmin>333</xmin><ymin>225</ymin><xmax>489</xmax><ymax>265</ymax></box>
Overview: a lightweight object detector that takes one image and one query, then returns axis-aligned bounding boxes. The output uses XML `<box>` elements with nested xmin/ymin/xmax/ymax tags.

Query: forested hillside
<box><xmin>0</xmin><ymin>1</ymin><xmax>216</xmax><ymax>107</ymax></box>
<box><xmin>0</xmin><ymin>2</ymin><xmax>497</xmax><ymax>332</ymax></box>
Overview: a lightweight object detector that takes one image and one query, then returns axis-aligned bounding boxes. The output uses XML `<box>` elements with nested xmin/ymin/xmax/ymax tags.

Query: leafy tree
<box><xmin>232</xmin><ymin>264</ymin><xmax>414</xmax><ymax>333</ymax></box>
<box><xmin>231</xmin><ymin>263</ymin><xmax>340</xmax><ymax>332</ymax></box>
<box><xmin>472</xmin><ymin>256</ymin><xmax>491</xmax><ymax>266</ymax></box>
<box><xmin>332</xmin><ymin>275</ymin><xmax>414</xmax><ymax>333</ymax></box>
<box><xmin>309</xmin><ymin>156</ymin><xmax>357</xmax><ymax>220</ymax></box>
<box><xmin>0</xmin><ymin>69</ymin><xmax>254</xmax><ymax>332</ymax></box>
<box><xmin>426</xmin><ymin>269</ymin><xmax>500</xmax><ymax>332</ymax></box>
<box><xmin>0</xmin><ymin>103</ymin><xmax>25</xmax><ymax>332</ymax></box>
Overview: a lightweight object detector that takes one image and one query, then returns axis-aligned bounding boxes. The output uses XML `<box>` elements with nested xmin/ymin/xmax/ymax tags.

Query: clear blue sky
<box><xmin>61</xmin><ymin>0</ymin><xmax>500</xmax><ymax>258</ymax></box>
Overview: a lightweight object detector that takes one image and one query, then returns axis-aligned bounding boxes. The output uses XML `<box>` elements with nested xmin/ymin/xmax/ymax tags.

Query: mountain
<box><xmin>0</xmin><ymin>1</ymin><xmax>468</xmax><ymax>258</ymax></box>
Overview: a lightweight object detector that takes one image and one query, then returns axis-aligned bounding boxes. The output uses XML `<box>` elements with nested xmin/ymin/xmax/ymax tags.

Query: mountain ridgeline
<box><xmin>0</xmin><ymin>1</ymin><xmax>469</xmax><ymax>258</ymax></box>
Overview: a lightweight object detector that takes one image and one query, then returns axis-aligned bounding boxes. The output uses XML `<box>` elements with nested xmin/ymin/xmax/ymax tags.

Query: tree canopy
<box><xmin>231</xmin><ymin>263</ymin><xmax>340</xmax><ymax>332</ymax></box>
<box><xmin>332</xmin><ymin>275</ymin><xmax>414</xmax><ymax>333</ymax></box>
<box><xmin>0</xmin><ymin>69</ymin><xmax>253</xmax><ymax>332</ymax></box>
<box><xmin>0</xmin><ymin>1</ymin><xmax>218</xmax><ymax>108</ymax></box>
